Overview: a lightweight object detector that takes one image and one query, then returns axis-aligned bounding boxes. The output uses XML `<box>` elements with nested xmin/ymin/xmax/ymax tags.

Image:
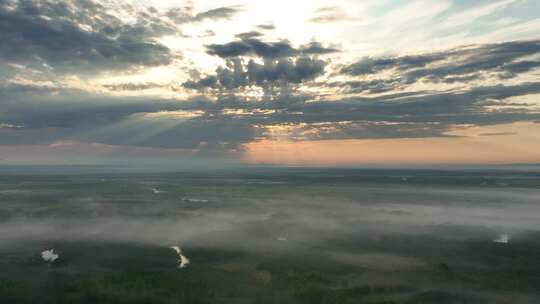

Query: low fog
<box><xmin>1</xmin><ymin>170</ymin><xmax>539</xmax><ymax>252</ymax></box>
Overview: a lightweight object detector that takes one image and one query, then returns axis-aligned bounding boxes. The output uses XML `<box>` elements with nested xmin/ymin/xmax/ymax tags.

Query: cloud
<box><xmin>342</xmin><ymin>40</ymin><xmax>540</xmax><ymax>86</ymax></box>
<box><xmin>247</xmin><ymin>57</ymin><xmax>327</xmax><ymax>84</ymax></box>
<box><xmin>294</xmin><ymin>83</ymin><xmax>540</xmax><ymax>129</ymax></box>
<box><xmin>342</xmin><ymin>53</ymin><xmax>447</xmax><ymax>76</ymax></box>
<box><xmin>206</xmin><ymin>39</ymin><xmax>294</xmax><ymax>59</ymax></box>
<box><xmin>235</xmin><ymin>31</ymin><xmax>264</xmax><ymax>40</ymax></box>
<box><xmin>194</xmin><ymin>6</ymin><xmax>242</xmax><ymax>21</ymax></box>
<box><xmin>1</xmin><ymin>80</ymin><xmax>540</xmax><ymax>152</ymax></box>
<box><xmin>0</xmin><ymin>0</ymin><xmax>177</xmax><ymax>74</ymax></box>
<box><xmin>256</xmin><ymin>24</ymin><xmax>276</xmax><ymax>30</ymax></box>
<box><xmin>187</xmin><ymin>37</ymin><xmax>336</xmax><ymax>99</ymax></box>
<box><xmin>0</xmin><ymin>83</ymin><xmax>256</xmax><ymax>149</ymax></box>
<box><xmin>309</xmin><ymin>6</ymin><xmax>362</xmax><ymax>23</ymax></box>
<box><xmin>329</xmin><ymin>79</ymin><xmax>406</xmax><ymax>94</ymax></box>
<box><xmin>206</xmin><ymin>37</ymin><xmax>339</xmax><ymax>59</ymax></box>
<box><xmin>301</xmin><ymin>42</ymin><xmax>341</xmax><ymax>55</ymax></box>
<box><xmin>183</xmin><ymin>56</ymin><xmax>327</xmax><ymax>100</ymax></box>
<box><xmin>479</xmin><ymin>132</ymin><xmax>517</xmax><ymax>136</ymax></box>
<box><xmin>183</xmin><ymin>76</ymin><xmax>218</xmax><ymax>91</ymax></box>
<box><xmin>164</xmin><ymin>5</ymin><xmax>242</xmax><ymax>23</ymax></box>
<box><xmin>103</xmin><ymin>83</ymin><xmax>169</xmax><ymax>91</ymax></box>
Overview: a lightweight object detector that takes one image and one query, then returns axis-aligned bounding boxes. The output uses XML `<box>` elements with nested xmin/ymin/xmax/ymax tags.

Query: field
<box><xmin>1</xmin><ymin>167</ymin><xmax>540</xmax><ymax>303</ymax></box>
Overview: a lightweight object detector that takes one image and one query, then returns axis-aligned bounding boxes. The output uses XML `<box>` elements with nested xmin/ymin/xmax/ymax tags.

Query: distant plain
<box><xmin>1</xmin><ymin>168</ymin><xmax>539</xmax><ymax>303</ymax></box>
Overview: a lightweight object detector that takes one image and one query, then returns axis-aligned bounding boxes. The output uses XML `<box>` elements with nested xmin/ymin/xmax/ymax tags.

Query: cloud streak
<box><xmin>342</xmin><ymin>40</ymin><xmax>540</xmax><ymax>84</ymax></box>
<box><xmin>206</xmin><ymin>38</ymin><xmax>338</xmax><ymax>59</ymax></box>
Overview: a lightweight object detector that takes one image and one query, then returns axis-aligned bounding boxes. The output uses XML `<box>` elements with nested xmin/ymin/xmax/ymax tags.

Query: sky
<box><xmin>0</xmin><ymin>0</ymin><xmax>540</xmax><ymax>167</ymax></box>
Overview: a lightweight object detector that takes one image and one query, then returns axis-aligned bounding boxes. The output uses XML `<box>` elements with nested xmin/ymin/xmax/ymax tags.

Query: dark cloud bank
<box><xmin>0</xmin><ymin>0</ymin><xmax>242</xmax><ymax>74</ymax></box>
<box><xmin>183</xmin><ymin>37</ymin><xmax>338</xmax><ymax>100</ymax></box>
<box><xmin>339</xmin><ymin>40</ymin><xmax>540</xmax><ymax>93</ymax></box>
<box><xmin>0</xmin><ymin>0</ymin><xmax>172</xmax><ymax>73</ymax></box>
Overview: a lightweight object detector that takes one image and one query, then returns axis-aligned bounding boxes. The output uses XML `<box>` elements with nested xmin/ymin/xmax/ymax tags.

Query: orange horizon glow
<box><xmin>244</xmin><ymin>123</ymin><xmax>540</xmax><ymax>166</ymax></box>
